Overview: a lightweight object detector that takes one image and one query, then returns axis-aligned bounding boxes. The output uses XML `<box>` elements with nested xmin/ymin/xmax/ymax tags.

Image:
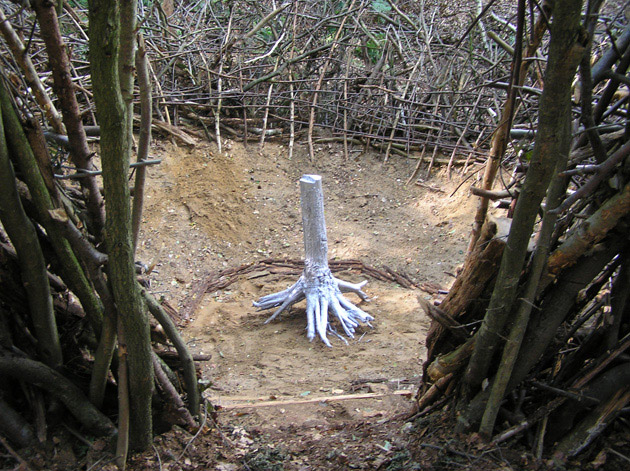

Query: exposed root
<box><xmin>253</xmin><ymin>268</ymin><xmax>373</xmax><ymax>347</ymax></box>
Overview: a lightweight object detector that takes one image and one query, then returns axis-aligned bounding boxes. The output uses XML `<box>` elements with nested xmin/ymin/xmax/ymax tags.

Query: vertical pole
<box><xmin>300</xmin><ymin>175</ymin><xmax>329</xmax><ymax>268</ymax></box>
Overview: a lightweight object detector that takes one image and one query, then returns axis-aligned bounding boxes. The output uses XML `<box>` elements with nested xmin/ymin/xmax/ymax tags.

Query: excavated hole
<box><xmin>137</xmin><ymin>139</ymin><xmax>473</xmax><ymax>427</ymax></box>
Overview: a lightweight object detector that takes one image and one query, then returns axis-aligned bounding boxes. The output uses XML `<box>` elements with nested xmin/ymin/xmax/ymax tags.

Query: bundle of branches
<box><xmin>417</xmin><ymin>0</ymin><xmax>630</xmax><ymax>466</ymax></box>
<box><xmin>0</xmin><ymin>0</ymin><xmax>200</xmax><ymax>466</ymax></box>
<box><xmin>43</xmin><ymin>0</ymin><xmax>526</xmax><ymax>163</ymax></box>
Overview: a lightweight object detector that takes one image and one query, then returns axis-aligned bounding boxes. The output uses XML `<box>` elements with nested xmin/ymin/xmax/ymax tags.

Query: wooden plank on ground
<box><xmin>209</xmin><ymin>389</ymin><xmax>414</xmax><ymax>410</ymax></box>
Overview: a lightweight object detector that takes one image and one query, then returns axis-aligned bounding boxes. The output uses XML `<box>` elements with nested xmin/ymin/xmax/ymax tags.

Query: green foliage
<box><xmin>371</xmin><ymin>0</ymin><xmax>391</xmax><ymax>13</ymax></box>
<box><xmin>355</xmin><ymin>32</ymin><xmax>386</xmax><ymax>64</ymax></box>
<box><xmin>70</xmin><ymin>0</ymin><xmax>89</xmax><ymax>9</ymax></box>
<box><xmin>258</xmin><ymin>26</ymin><xmax>273</xmax><ymax>42</ymax></box>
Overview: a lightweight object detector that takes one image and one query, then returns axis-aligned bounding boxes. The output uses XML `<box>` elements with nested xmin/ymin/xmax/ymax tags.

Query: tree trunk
<box><xmin>32</xmin><ymin>0</ymin><xmax>105</xmax><ymax>236</ymax></box>
<box><xmin>463</xmin><ymin>0</ymin><xmax>586</xmax><ymax>395</ymax></box>
<box><xmin>0</xmin><ymin>7</ymin><xmax>64</xmax><ymax>134</ymax></box>
<box><xmin>0</xmin><ymin>102</ymin><xmax>61</xmax><ymax>369</ymax></box>
<box><xmin>0</xmin><ymin>79</ymin><xmax>104</xmax><ymax>335</ymax></box>
<box><xmin>467</xmin><ymin>0</ymin><xmax>551</xmax><ymax>251</ymax></box>
<box><xmin>89</xmin><ymin>0</ymin><xmax>153</xmax><ymax>451</ymax></box>
<box><xmin>144</xmin><ymin>290</ymin><xmax>200</xmax><ymax>417</ymax></box>
<box><xmin>132</xmin><ymin>34</ymin><xmax>153</xmax><ymax>253</ymax></box>
<box><xmin>0</xmin><ymin>397</ymin><xmax>36</xmax><ymax>448</ymax></box>
<box><xmin>546</xmin><ymin>179</ymin><xmax>630</xmax><ymax>275</ymax></box>
<box><xmin>479</xmin><ymin>99</ymin><xmax>572</xmax><ymax>437</ymax></box>
<box><xmin>424</xmin><ymin>216</ymin><xmax>508</xmax><ymax>365</ymax></box>
<box><xmin>458</xmin><ymin>235</ymin><xmax>626</xmax><ymax>430</ymax></box>
<box><xmin>254</xmin><ymin>175</ymin><xmax>373</xmax><ymax>346</ymax></box>
<box><xmin>0</xmin><ymin>353</ymin><xmax>116</xmax><ymax>437</ymax></box>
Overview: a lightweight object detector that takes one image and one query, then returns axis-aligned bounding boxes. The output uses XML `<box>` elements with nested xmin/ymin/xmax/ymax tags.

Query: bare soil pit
<box><xmin>133</xmin><ymin>137</ymin><xmax>477</xmax><ymax>469</ymax></box>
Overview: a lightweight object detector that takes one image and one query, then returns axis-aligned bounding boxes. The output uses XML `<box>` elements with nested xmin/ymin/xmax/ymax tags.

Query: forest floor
<box><xmin>107</xmin><ymin>135</ymin><xmax>538</xmax><ymax>470</ymax></box>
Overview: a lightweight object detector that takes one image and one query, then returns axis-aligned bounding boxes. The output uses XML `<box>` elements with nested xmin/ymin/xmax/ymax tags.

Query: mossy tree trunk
<box><xmin>0</xmin><ymin>78</ymin><xmax>104</xmax><ymax>335</ymax></box>
<box><xmin>88</xmin><ymin>0</ymin><xmax>154</xmax><ymax>451</ymax></box>
<box><xmin>0</xmin><ymin>91</ymin><xmax>61</xmax><ymax>369</ymax></box>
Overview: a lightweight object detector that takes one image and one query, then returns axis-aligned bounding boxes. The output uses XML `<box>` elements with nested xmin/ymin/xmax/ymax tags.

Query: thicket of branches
<box><xmin>0</xmin><ymin>0</ymin><xmax>200</xmax><ymax>466</ymax></box>
<box><xmin>1</xmin><ymin>0</ymin><xmax>630</xmax><ymax>468</ymax></box>
<box><xmin>132</xmin><ymin>0</ymin><xmax>506</xmax><ymax>160</ymax></box>
<box><xmin>8</xmin><ymin>0</ymin><xmax>532</xmax><ymax>163</ymax></box>
<box><xmin>416</xmin><ymin>0</ymin><xmax>630</xmax><ymax>466</ymax></box>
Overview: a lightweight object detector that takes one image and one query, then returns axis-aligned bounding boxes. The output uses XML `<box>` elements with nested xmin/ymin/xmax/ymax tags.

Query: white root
<box><xmin>253</xmin><ymin>175</ymin><xmax>374</xmax><ymax>346</ymax></box>
<box><xmin>253</xmin><ymin>271</ymin><xmax>373</xmax><ymax>347</ymax></box>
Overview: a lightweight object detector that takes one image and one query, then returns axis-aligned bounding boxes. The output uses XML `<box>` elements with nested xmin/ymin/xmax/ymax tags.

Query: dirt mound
<box><xmin>144</xmin><ymin>141</ymin><xmax>255</xmax><ymax>245</ymax></box>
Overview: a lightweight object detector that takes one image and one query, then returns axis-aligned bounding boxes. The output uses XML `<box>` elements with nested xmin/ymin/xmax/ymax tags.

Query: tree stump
<box><xmin>253</xmin><ymin>175</ymin><xmax>373</xmax><ymax>346</ymax></box>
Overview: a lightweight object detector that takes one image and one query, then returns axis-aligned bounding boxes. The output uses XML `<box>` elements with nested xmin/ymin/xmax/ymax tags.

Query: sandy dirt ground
<box><xmin>131</xmin><ymin>136</ymin><xmax>480</xmax><ymax>469</ymax></box>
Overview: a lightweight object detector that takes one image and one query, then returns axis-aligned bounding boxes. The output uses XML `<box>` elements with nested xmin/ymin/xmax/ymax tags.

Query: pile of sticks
<box><xmin>3</xmin><ymin>1</ymin><xmax>524</xmax><ymax>164</ymax></box>
<box><xmin>412</xmin><ymin>1</ymin><xmax>630</xmax><ymax>466</ymax></box>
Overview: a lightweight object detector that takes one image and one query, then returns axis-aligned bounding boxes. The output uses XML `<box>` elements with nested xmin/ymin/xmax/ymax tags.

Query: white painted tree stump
<box><xmin>253</xmin><ymin>175</ymin><xmax>373</xmax><ymax>346</ymax></box>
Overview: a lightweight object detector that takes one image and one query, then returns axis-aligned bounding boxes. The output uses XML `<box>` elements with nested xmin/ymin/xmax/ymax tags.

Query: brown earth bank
<box><xmin>136</xmin><ymin>136</ymin><xmax>474</xmax><ymax>406</ymax></box>
<box><xmin>134</xmin><ymin>135</ymin><xmax>476</xmax><ymax>424</ymax></box>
